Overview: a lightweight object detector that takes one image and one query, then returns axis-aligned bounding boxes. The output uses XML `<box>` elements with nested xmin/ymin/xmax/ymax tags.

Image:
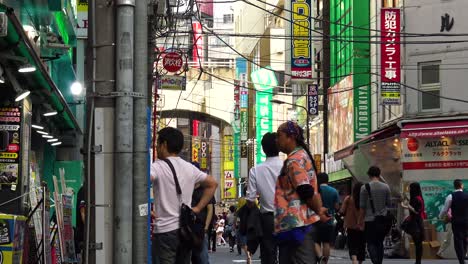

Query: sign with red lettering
<box><xmin>163</xmin><ymin>52</ymin><xmax>183</xmax><ymax>73</ymax></box>
<box><xmin>380</xmin><ymin>8</ymin><xmax>401</xmax><ymax>105</ymax></box>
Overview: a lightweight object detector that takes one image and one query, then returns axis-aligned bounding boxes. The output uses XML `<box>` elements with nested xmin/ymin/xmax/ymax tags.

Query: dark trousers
<box><xmin>365</xmin><ymin>221</ymin><xmax>385</xmax><ymax>264</ymax></box>
<box><xmin>260</xmin><ymin>212</ymin><xmax>278</xmax><ymax>264</ymax></box>
<box><xmin>452</xmin><ymin>223</ymin><xmax>468</xmax><ymax>264</ymax></box>
<box><xmin>347</xmin><ymin>228</ymin><xmax>366</xmax><ymax>261</ymax></box>
<box><xmin>278</xmin><ymin>226</ymin><xmax>316</xmax><ymax>264</ymax></box>
<box><xmin>207</xmin><ymin>230</ymin><xmax>216</xmax><ymax>252</ymax></box>
<box><xmin>152</xmin><ymin>229</ymin><xmax>191</xmax><ymax>264</ymax></box>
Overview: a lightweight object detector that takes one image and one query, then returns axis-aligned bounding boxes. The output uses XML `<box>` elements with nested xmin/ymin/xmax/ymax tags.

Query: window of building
<box><xmin>223</xmin><ymin>14</ymin><xmax>234</xmax><ymax>23</ymax></box>
<box><xmin>419</xmin><ymin>61</ymin><xmax>441</xmax><ymax>111</ymax></box>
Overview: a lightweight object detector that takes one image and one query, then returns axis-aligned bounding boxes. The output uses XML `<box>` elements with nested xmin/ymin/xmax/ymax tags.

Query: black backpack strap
<box><xmin>365</xmin><ymin>183</ymin><xmax>376</xmax><ymax>214</ymax></box>
<box><xmin>161</xmin><ymin>158</ymin><xmax>182</xmax><ymax>195</ymax></box>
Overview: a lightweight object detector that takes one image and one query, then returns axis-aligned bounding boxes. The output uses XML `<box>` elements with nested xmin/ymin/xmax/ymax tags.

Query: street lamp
<box><xmin>270</xmin><ymin>99</ymin><xmax>310</xmax><ymax>149</ymax></box>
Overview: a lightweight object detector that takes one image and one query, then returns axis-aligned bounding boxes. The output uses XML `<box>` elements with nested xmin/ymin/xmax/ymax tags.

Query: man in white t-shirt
<box><xmin>151</xmin><ymin>127</ymin><xmax>218</xmax><ymax>264</ymax></box>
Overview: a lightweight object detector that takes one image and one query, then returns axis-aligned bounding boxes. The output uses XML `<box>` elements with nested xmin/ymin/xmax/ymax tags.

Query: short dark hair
<box><xmin>367</xmin><ymin>166</ymin><xmax>381</xmax><ymax>178</ymax></box>
<box><xmin>454</xmin><ymin>179</ymin><xmax>463</xmax><ymax>189</ymax></box>
<box><xmin>317</xmin><ymin>172</ymin><xmax>329</xmax><ymax>185</ymax></box>
<box><xmin>262</xmin><ymin>132</ymin><xmax>279</xmax><ymax>157</ymax></box>
<box><xmin>157</xmin><ymin>127</ymin><xmax>184</xmax><ymax>154</ymax></box>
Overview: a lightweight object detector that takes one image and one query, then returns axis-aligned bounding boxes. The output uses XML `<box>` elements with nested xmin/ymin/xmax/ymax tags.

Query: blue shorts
<box><xmin>236</xmin><ymin>232</ymin><xmax>247</xmax><ymax>245</ymax></box>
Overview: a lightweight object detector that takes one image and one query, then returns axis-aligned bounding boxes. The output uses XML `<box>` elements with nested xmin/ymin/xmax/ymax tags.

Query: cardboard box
<box><xmin>409</xmin><ymin>241</ymin><xmax>440</xmax><ymax>259</ymax></box>
<box><xmin>423</xmin><ymin>222</ymin><xmax>437</xmax><ymax>241</ymax></box>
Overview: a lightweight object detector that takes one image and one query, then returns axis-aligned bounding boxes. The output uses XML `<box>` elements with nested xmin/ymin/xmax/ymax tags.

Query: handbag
<box><xmin>365</xmin><ymin>183</ymin><xmax>394</xmax><ymax>236</ymax></box>
<box><xmin>161</xmin><ymin>159</ymin><xmax>204</xmax><ymax>248</ymax></box>
<box><xmin>400</xmin><ymin>215</ymin><xmax>412</xmax><ymax>233</ymax></box>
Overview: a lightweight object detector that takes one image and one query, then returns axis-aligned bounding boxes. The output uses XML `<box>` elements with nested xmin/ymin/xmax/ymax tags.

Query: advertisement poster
<box><xmin>0</xmin><ymin>214</ymin><xmax>26</xmax><ymax>264</ymax></box>
<box><xmin>380</xmin><ymin>8</ymin><xmax>401</xmax><ymax>105</ymax></box>
<box><xmin>224</xmin><ymin>170</ymin><xmax>237</xmax><ymax>199</ymax></box>
<box><xmin>223</xmin><ymin>136</ymin><xmax>236</xmax><ymax>199</ymax></box>
<box><xmin>157</xmin><ymin>76</ymin><xmax>186</xmax><ymax>90</ymax></box>
<box><xmin>291</xmin><ymin>0</ymin><xmax>312</xmax><ymax>79</ymax></box>
<box><xmin>418</xmin><ymin>180</ymin><xmax>468</xmax><ymax>231</ymax></box>
<box><xmin>60</xmin><ymin>195</ymin><xmax>77</xmax><ymax>263</ymax></box>
<box><xmin>192</xmin><ymin>22</ymin><xmax>203</xmax><ymax>67</ymax></box>
<box><xmin>328</xmin><ymin>76</ymin><xmax>354</xmax><ymax>153</ymax></box>
<box><xmin>0</xmin><ymin>107</ymin><xmax>21</xmax><ymax>185</ymax></box>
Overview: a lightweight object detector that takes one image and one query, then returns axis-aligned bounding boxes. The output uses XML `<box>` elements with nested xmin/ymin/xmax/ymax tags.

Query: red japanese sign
<box><xmin>380</xmin><ymin>8</ymin><xmax>401</xmax><ymax>105</ymax></box>
<box><xmin>162</xmin><ymin>52</ymin><xmax>183</xmax><ymax>73</ymax></box>
<box><xmin>192</xmin><ymin>22</ymin><xmax>203</xmax><ymax>68</ymax></box>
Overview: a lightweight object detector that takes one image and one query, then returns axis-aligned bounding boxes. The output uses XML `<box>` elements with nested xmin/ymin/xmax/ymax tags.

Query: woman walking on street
<box><xmin>340</xmin><ymin>182</ymin><xmax>366</xmax><ymax>264</ymax></box>
<box><xmin>401</xmin><ymin>182</ymin><xmax>427</xmax><ymax>264</ymax></box>
<box><xmin>274</xmin><ymin>121</ymin><xmax>329</xmax><ymax>264</ymax></box>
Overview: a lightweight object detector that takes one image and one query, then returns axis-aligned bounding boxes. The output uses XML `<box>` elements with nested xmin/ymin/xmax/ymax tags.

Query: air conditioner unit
<box><xmin>0</xmin><ymin>13</ymin><xmax>8</xmax><ymax>37</ymax></box>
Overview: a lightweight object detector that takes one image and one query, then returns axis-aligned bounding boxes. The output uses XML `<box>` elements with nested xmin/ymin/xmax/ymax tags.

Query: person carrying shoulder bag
<box><xmin>359</xmin><ymin>166</ymin><xmax>391</xmax><ymax>264</ymax></box>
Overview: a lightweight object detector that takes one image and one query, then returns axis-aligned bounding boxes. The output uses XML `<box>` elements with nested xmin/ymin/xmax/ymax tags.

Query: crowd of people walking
<box><xmin>149</xmin><ymin>122</ymin><xmax>468</xmax><ymax>264</ymax></box>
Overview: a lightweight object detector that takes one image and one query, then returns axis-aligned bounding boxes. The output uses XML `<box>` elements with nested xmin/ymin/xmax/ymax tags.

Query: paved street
<box><xmin>208</xmin><ymin>245</ymin><xmax>462</xmax><ymax>263</ymax></box>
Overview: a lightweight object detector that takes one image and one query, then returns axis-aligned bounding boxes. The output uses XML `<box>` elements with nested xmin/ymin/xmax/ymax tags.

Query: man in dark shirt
<box><xmin>450</xmin><ymin>179</ymin><xmax>468</xmax><ymax>264</ymax></box>
<box><xmin>75</xmin><ymin>186</ymin><xmax>86</xmax><ymax>262</ymax></box>
<box><xmin>191</xmin><ymin>162</ymin><xmax>216</xmax><ymax>264</ymax></box>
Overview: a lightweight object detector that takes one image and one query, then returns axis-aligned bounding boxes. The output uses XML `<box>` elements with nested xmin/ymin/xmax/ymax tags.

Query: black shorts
<box><xmin>315</xmin><ymin>222</ymin><xmax>335</xmax><ymax>244</ymax></box>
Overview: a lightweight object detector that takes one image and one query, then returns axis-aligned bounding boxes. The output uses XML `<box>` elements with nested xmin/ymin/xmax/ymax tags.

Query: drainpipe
<box><xmin>133</xmin><ymin>0</ymin><xmax>148</xmax><ymax>263</ymax></box>
<box><xmin>114</xmin><ymin>0</ymin><xmax>135</xmax><ymax>263</ymax></box>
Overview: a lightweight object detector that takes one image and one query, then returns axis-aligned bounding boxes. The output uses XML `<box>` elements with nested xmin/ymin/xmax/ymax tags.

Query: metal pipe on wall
<box><xmin>133</xmin><ymin>0</ymin><xmax>149</xmax><ymax>262</ymax></box>
<box><xmin>115</xmin><ymin>0</ymin><xmax>135</xmax><ymax>263</ymax></box>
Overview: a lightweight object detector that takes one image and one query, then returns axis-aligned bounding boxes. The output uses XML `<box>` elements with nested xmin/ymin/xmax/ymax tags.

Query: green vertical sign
<box><xmin>251</xmin><ymin>67</ymin><xmax>277</xmax><ymax>164</ymax></box>
<box><xmin>255</xmin><ymin>91</ymin><xmax>273</xmax><ymax>163</ymax></box>
<box><xmin>353</xmin><ymin>85</ymin><xmax>371</xmax><ymax>141</ymax></box>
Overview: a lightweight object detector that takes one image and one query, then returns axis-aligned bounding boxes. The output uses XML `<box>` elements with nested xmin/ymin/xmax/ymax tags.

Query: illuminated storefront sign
<box><xmin>251</xmin><ymin>67</ymin><xmax>276</xmax><ymax>164</ymax></box>
<box><xmin>291</xmin><ymin>0</ymin><xmax>312</xmax><ymax>79</ymax></box>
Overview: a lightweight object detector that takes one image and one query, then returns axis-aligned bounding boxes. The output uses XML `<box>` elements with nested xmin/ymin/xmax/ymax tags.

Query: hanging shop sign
<box><xmin>223</xmin><ymin>135</ymin><xmax>236</xmax><ymax>199</ymax></box>
<box><xmin>291</xmin><ymin>0</ymin><xmax>312</xmax><ymax>79</ymax></box>
<box><xmin>224</xmin><ymin>170</ymin><xmax>237</xmax><ymax>199</ymax></box>
<box><xmin>380</xmin><ymin>8</ymin><xmax>401</xmax><ymax>105</ymax></box>
<box><xmin>157</xmin><ymin>75</ymin><xmax>186</xmax><ymax>90</ymax></box>
<box><xmin>308</xmin><ymin>84</ymin><xmax>319</xmax><ymax>115</ymax></box>
<box><xmin>76</xmin><ymin>0</ymin><xmax>88</xmax><ymax>38</ymax></box>
<box><xmin>0</xmin><ymin>107</ymin><xmax>21</xmax><ymax>185</ymax></box>
<box><xmin>163</xmin><ymin>52</ymin><xmax>184</xmax><ymax>73</ymax></box>
<box><xmin>251</xmin><ymin>67</ymin><xmax>276</xmax><ymax>164</ymax></box>
<box><xmin>234</xmin><ymin>80</ymin><xmax>240</xmax><ymax>120</ymax></box>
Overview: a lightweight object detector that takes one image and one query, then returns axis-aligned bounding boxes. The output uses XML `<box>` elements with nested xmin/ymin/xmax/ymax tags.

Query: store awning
<box><xmin>401</xmin><ymin>120</ymin><xmax>468</xmax><ymax>138</ymax></box>
<box><xmin>0</xmin><ymin>6</ymin><xmax>81</xmax><ymax>133</ymax></box>
<box><xmin>334</xmin><ymin>124</ymin><xmax>400</xmax><ymax>161</ymax></box>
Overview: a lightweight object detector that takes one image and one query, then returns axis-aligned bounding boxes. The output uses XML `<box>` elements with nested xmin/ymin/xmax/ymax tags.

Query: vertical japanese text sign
<box><xmin>380</xmin><ymin>8</ymin><xmax>401</xmax><ymax>105</ymax></box>
<box><xmin>291</xmin><ymin>0</ymin><xmax>312</xmax><ymax>79</ymax></box>
<box><xmin>307</xmin><ymin>84</ymin><xmax>319</xmax><ymax>115</ymax></box>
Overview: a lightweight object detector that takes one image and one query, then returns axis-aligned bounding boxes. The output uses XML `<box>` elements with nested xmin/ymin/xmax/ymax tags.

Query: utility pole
<box><xmin>322</xmin><ymin>0</ymin><xmax>330</xmax><ymax>172</ymax></box>
<box><xmin>133</xmin><ymin>0</ymin><xmax>149</xmax><ymax>263</ymax></box>
<box><xmin>114</xmin><ymin>0</ymin><xmax>135</xmax><ymax>263</ymax></box>
<box><xmin>86</xmin><ymin>0</ymin><xmax>115</xmax><ymax>263</ymax></box>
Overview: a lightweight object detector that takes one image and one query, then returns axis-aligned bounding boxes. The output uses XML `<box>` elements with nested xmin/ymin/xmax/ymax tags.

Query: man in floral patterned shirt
<box><xmin>274</xmin><ymin>121</ymin><xmax>328</xmax><ymax>264</ymax></box>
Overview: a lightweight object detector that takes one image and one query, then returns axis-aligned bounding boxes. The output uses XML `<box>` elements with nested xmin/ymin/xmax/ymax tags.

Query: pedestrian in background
<box><xmin>359</xmin><ymin>166</ymin><xmax>391</xmax><ymax>264</ymax></box>
<box><xmin>151</xmin><ymin>127</ymin><xmax>218</xmax><ymax>264</ymax></box>
<box><xmin>208</xmin><ymin>214</ymin><xmax>218</xmax><ymax>253</ymax></box>
<box><xmin>340</xmin><ymin>182</ymin><xmax>365</xmax><ymax>264</ymax></box>
<box><xmin>274</xmin><ymin>121</ymin><xmax>328</xmax><ymax>264</ymax></box>
<box><xmin>216</xmin><ymin>218</ymin><xmax>227</xmax><ymax>246</ymax></box>
<box><xmin>236</xmin><ymin>191</ymin><xmax>252</xmax><ymax>263</ymax></box>
<box><xmin>439</xmin><ymin>179</ymin><xmax>468</xmax><ymax>264</ymax></box>
<box><xmin>315</xmin><ymin>172</ymin><xmax>340</xmax><ymax>264</ymax></box>
<box><xmin>226</xmin><ymin>205</ymin><xmax>237</xmax><ymax>252</ymax></box>
<box><xmin>401</xmin><ymin>182</ymin><xmax>426</xmax><ymax>264</ymax></box>
<box><xmin>246</xmin><ymin>132</ymin><xmax>282</xmax><ymax>264</ymax></box>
